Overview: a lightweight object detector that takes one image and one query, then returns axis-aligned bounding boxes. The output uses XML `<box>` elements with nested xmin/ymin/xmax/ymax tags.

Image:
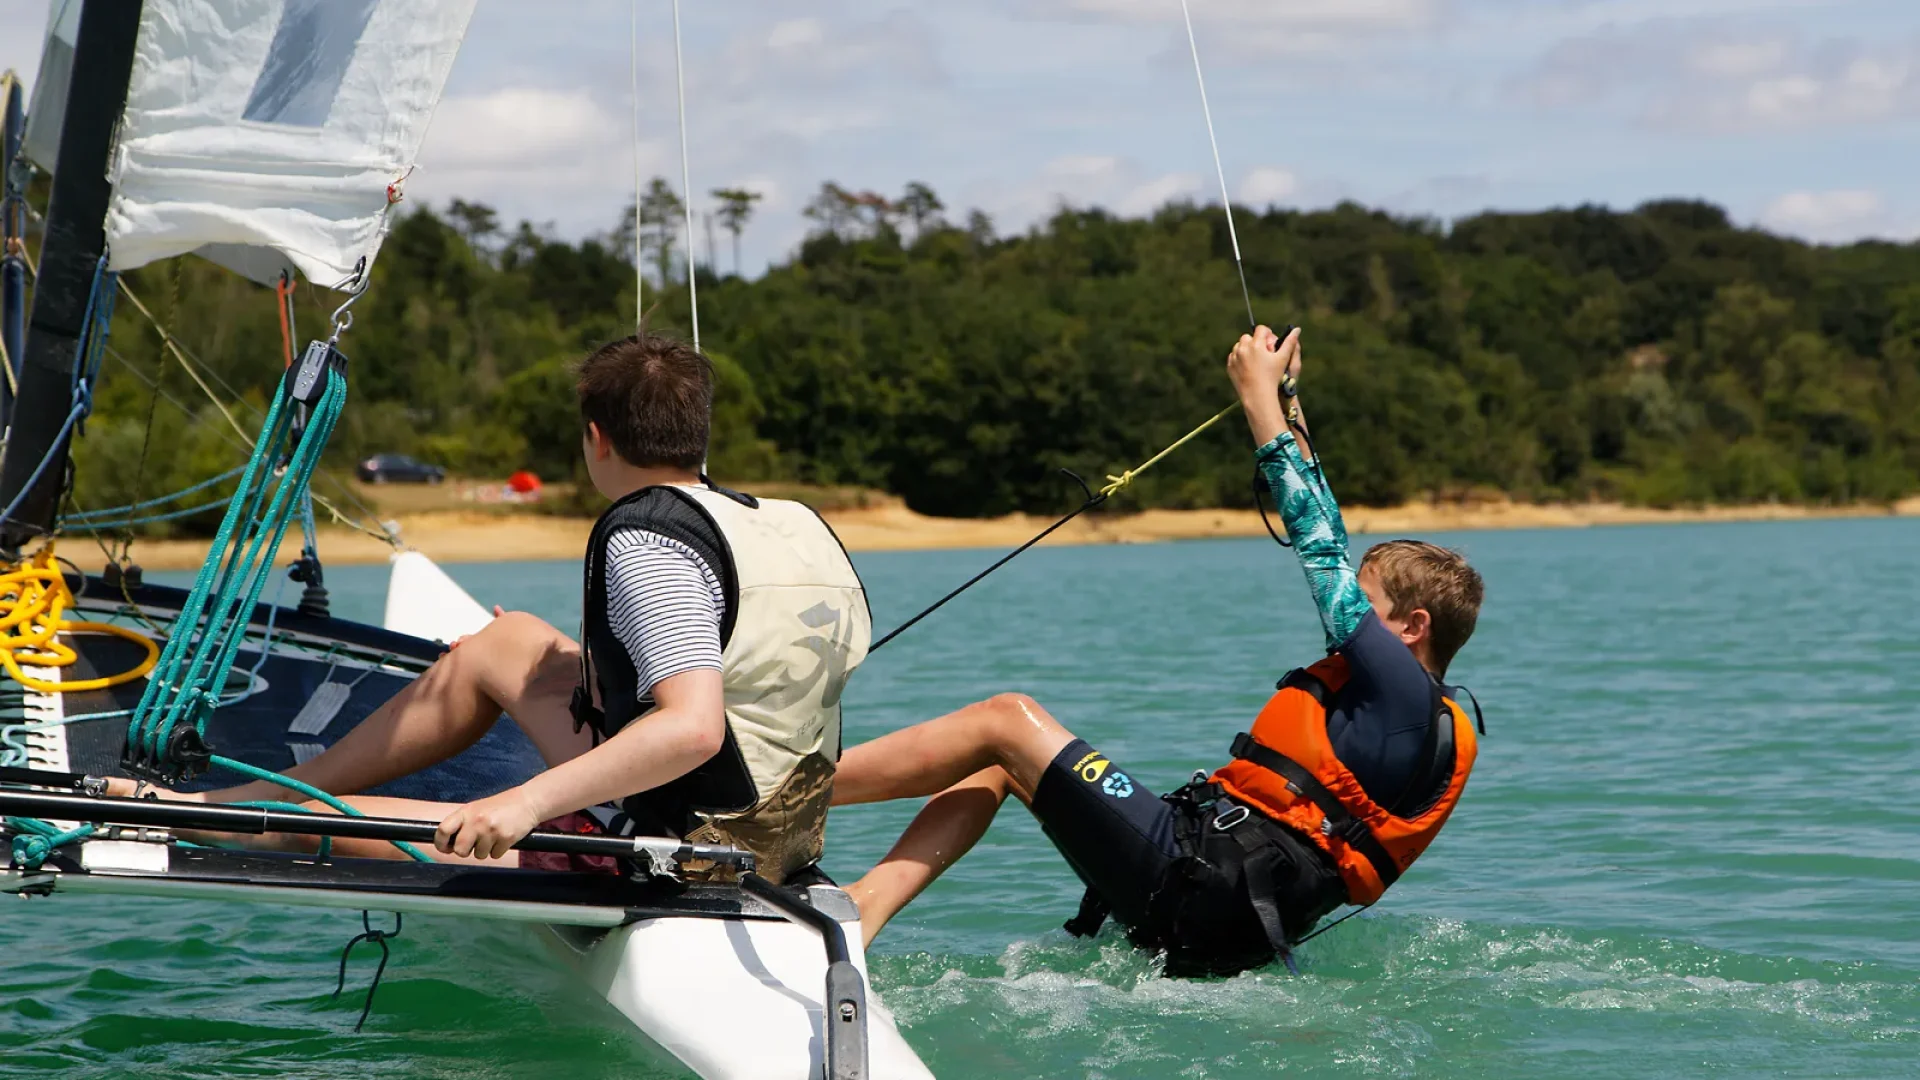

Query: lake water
<box><xmin>5</xmin><ymin>518</ymin><xmax>1918</xmax><ymax>1078</ymax></box>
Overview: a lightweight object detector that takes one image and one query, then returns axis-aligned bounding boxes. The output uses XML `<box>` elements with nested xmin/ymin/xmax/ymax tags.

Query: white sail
<box><xmin>20</xmin><ymin>0</ymin><xmax>81</xmax><ymax>172</ymax></box>
<box><xmin>102</xmin><ymin>0</ymin><xmax>475</xmax><ymax>287</ymax></box>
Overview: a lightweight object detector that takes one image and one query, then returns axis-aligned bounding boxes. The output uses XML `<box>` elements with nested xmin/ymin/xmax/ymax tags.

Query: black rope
<box><xmin>1293</xmin><ymin>903</ymin><xmax>1366</xmax><ymax>947</ymax></box>
<box><xmin>869</xmin><ymin>470</ymin><xmax>1106</xmax><ymax>653</ymax></box>
<box><xmin>1251</xmin><ymin>469</ymin><xmax>1291</xmax><ymax>549</ymax></box>
<box><xmin>332</xmin><ymin>910</ymin><xmax>401</xmax><ymax>1033</ymax></box>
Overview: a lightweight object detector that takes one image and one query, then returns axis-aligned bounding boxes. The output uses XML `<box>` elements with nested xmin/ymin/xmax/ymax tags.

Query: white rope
<box><xmin>671</xmin><ymin>0</ymin><xmax>700</xmax><ymax>351</ymax></box>
<box><xmin>629</xmin><ymin>0</ymin><xmax>645</xmax><ymax>335</ymax></box>
<box><xmin>1178</xmin><ymin>0</ymin><xmax>1255</xmax><ymax>329</ymax></box>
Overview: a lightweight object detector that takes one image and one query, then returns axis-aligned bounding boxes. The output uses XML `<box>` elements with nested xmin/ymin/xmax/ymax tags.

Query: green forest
<box><xmin>60</xmin><ymin>180</ymin><xmax>1920</xmax><ymax>526</ymax></box>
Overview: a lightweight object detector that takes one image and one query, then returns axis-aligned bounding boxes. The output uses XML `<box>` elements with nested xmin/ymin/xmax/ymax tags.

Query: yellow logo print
<box><xmin>1073</xmin><ymin>751</ymin><xmax>1110</xmax><ymax>783</ymax></box>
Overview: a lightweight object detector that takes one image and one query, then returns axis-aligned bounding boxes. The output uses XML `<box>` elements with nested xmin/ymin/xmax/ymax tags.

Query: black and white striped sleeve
<box><xmin>604</xmin><ymin>527</ymin><xmax>725</xmax><ymax>697</ymax></box>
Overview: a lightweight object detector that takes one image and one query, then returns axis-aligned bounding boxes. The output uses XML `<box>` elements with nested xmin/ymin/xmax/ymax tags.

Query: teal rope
<box><xmin>210</xmin><ymin>754</ymin><xmax>431</xmax><ymax>863</ymax></box>
<box><xmin>6</xmin><ymin>816</ymin><xmax>95</xmax><ymax>870</ymax></box>
<box><xmin>63</xmin><ymin>494</ymin><xmax>239</xmax><ymax>532</ymax></box>
<box><xmin>232</xmin><ymin>799</ymin><xmax>333</xmax><ymax>861</ymax></box>
<box><xmin>126</xmin><ymin>362</ymin><xmax>347</xmax><ymax>771</ymax></box>
<box><xmin>64</xmin><ymin>464</ymin><xmax>248</xmax><ymax>521</ymax></box>
<box><xmin>126</xmin><ymin>386</ymin><xmax>292</xmax><ymax>761</ymax></box>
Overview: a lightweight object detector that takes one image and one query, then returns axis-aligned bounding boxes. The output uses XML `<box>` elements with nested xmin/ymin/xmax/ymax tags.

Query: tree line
<box><xmin>58</xmin><ymin>178</ymin><xmax>1920</xmax><ymax>530</ymax></box>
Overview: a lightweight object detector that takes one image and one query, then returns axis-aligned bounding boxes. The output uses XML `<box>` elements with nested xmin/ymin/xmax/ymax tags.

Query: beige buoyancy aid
<box><xmin>573</xmin><ymin>483</ymin><xmax>870</xmax><ymax>882</ymax></box>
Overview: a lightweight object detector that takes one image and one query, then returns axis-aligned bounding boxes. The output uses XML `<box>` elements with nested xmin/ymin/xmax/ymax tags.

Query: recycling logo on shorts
<box><xmin>1101</xmin><ymin>772</ymin><xmax>1135</xmax><ymax>799</ymax></box>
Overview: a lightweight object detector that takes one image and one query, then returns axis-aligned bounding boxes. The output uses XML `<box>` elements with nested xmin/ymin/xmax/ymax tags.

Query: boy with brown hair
<box><xmin>115</xmin><ymin>333</ymin><xmax>870</xmax><ymax>884</ymax></box>
<box><xmin>832</xmin><ymin>325</ymin><xmax>1487</xmax><ymax>974</ymax></box>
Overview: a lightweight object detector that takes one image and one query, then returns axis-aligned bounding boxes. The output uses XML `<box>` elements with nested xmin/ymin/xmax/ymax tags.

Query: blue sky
<box><xmin>5</xmin><ymin>0</ymin><xmax>1918</xmax><ymax>274</ymax></box>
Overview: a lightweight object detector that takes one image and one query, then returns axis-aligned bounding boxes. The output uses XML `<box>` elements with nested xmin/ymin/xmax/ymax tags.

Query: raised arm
<box><xmin>1226</xmin><ymin>326</ymin><xmax>1371</xmax><ymax>652</ymax></box>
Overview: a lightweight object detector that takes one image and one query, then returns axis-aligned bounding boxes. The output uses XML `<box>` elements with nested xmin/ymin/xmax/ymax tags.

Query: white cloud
<box><xmin>1010</xmin><ymin>0</ymin><xmax>1444</xmax><ymax>56</ymax></box>
<box><xmin>1043</xmin><ymin>0</ymin><xmax>1439</xmax><ymax>35</ymax></box>
<box><xmin>411</xmin><ymin>86</ymin><xmax>664</xmax><ymax>225</ymax></box>
<box><xmin>1116</xmin><ymin>171</ymin><xmax>1203</xmax><ymax>216</ymax></box>
<box><xmin>1689</xmin><ymin>39</ymin><xmax>1789</xmax><ymax>79</ymax></box>
<box><xmin>1758</xmin><ymin>189</ymin><xmax>1903</xmax><ymax>243</ymax></box>
<box><xmin>1239</xmin><ymin>166</ymin><xmax>1300</xmax><ymax>206</ymax></box>
<box><xmin>1516</xmin><ymin>19</ymin><xmax>1920</xmax><ymax>132</ymax></box>
<box><xmin>424</xmin><ymin>88</ymin><xmax>615</xmax><ymax>170</ymax></box>
<box><xmin>1041</xmin><ymin>155</ymin><xmax>1126</xmax><ymax>182</ymax></box>
<box><xmin>994</xmin><ymin>155</ymin><xmax>1205</xmax><ymax>223</ymax></box>
<box><xmin>714</xmin><ymin>9</ymin><xmax>945</xmax><ymax>92</ymax></box>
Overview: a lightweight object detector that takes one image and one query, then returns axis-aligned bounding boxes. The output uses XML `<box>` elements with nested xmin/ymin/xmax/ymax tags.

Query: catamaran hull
<box><xmin>548</xmin><ymin>897</ymin><xmax>933</xmax><ymax>1080</ymax></box>
<box><xmin>4</xmin><ymin>575</ymin><xmax>937</xmax><ymax>1077</ymax></box>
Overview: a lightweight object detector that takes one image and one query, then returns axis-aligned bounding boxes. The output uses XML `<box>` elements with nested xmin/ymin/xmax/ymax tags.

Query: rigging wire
<box><xmin>1179</xmin><ymin>0</ymin><xmax>1255</xmax><ymax>330</ymax></box>
<box><xmin>629</xmin><ymin>0</ymin><xmax>646</xmax><ymax>334</ymax></box>
<box><xmin>870</xmin><ymin>1</ymin><xmax>1293</xmax><ymax>652</ymax></box>
<box><xmin>671</xmin><ymin>0</ymin><xmax>701</xmax><ymax>350</ymax></box>
<box><xmin>103</xmin><ymin>274</ymin><xmax>399</xmax><ymax>547</ymax></box>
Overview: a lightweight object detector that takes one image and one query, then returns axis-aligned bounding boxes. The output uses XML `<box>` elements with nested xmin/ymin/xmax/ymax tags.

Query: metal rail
<box><xmin>0</xmin><ymin>785</ymin><xmax>755</xmax><ymax>870</ymax></box>
<box><xmin>741</xmin><ymin>872</ymin><xmax>869</xmax><ymax>1080</ymax></box>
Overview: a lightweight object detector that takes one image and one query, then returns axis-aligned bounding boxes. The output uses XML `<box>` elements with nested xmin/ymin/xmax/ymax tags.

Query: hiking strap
<box><xmin>1062</xmin><ymin>887</ymin><xmax>1110</xmax><ymax>939</ymax></box>
<box><xmin>1228</xmin><ymin>731</ymin><xmax>1402</xmax><ymax>891</ymax></box>
<box><xmin>1230</xmin><ymin>823</ymin><xmax>1300</xmax><ymax>975</ymax></box>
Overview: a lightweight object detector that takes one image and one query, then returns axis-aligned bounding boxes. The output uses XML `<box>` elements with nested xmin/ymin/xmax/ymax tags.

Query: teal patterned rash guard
<box><xmin>1255</xmin><ymin>431</ymin><xmax>1372</xmax><ymax>650</ymax></box>
<box><xmin>1254</xmin><ymin>430</ymin><xmax>1443</xmax><ymax>814</ymax></box>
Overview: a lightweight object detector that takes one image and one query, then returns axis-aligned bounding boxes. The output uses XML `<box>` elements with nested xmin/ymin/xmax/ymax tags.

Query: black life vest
<box><xmin>569</xmin><ymin>483</ymin><xmax>753</xmax><ymax>835</ymax></box>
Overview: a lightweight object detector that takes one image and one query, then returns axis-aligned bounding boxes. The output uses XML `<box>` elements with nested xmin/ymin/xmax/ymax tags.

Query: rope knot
<box><xmin>10</xmin><ymin>832</ymin><xmax>53</xmax><ymax>869</ymax></box>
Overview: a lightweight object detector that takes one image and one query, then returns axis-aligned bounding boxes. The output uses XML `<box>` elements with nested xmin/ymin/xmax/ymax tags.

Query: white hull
<box><xmin>547</xmin><ymin>887</ymin><xmax>934</xmax><ymax>1080</ymax></box>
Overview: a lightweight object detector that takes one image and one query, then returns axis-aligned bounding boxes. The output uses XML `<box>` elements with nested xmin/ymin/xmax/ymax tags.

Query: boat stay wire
<box><xmin>629</xmin><ymin>0</ymin><xmax>645</xmax><ymax>334</ymax></box>
<box><xmin>106</xmin><ymin>271</ymin><xmax>398</xmax><ymax>548</ymax></box>
<box><xmin>1180</xmin><ymin>0</ymin><xmax>1254</xmax><ymax>332</ymax></box>
<box><xmin>671</xmin><ymin>0</ymin><xmax>701</xmax><ymax>351</ymax></box>
<box><xmin>870</xmin><ymin>392</ymin><xmax>1254</xmax><ymax>652</ymax></box>
<box><xmin>0</xmin><ymin>257</ymin><xmax>117</xmax><ymax>538</ymax></box>
<box><xmin>871</xmin><ymin>2</ymin><xmax>1291</xmax><ymax>654</ymax></box>
<box><xmin>123</xmin><ymin>346</ymin><xmax>350</xmax><ymax>783</ymax></box>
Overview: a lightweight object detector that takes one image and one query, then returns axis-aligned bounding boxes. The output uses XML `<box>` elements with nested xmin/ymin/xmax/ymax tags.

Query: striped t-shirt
<box><xmin>605</xmin><ymin>527</ymin><xmax>725</xmax><ymax>697</ymax></box>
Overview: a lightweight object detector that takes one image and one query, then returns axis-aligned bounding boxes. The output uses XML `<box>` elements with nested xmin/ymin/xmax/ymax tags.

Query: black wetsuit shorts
<box><xmin>1031</xmin><ymin>739</ymin><xmax>1345</xmax><ymax>975</ymax></box>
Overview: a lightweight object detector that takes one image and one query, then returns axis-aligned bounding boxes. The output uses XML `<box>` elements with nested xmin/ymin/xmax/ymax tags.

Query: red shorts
<box><xmin>518</xmin><ymin>811</ymin><xmax>624</xmax><ymax>875</ymax></box>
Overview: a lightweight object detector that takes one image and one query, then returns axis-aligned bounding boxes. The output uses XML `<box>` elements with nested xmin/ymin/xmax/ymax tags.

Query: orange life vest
<box><xmin>1210</xmin><ymin>655</ymin><xmax>1478</xmax><ymax>906</ymax></box>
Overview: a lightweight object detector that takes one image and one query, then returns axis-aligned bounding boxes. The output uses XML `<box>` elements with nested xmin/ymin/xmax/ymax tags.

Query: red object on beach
<box><xmin>508</xmin><ymin>470</ymin><xmax>541</xmax><ymax>494</ymax></box>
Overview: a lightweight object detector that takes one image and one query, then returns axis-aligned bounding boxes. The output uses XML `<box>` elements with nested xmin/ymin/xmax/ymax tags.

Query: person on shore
<box><xmin>832</xmin><ymin>325</ymin><xmax>1486</xmax><ymax>973</ymax></box>
<box><xmin>114</xmin><ymin>333</ymin><xmax>870</xmax><ymax>885</ymax></box>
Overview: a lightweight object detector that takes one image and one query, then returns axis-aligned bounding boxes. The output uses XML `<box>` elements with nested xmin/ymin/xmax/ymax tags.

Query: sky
<box><xmin>3</xmin><ymin>0</ymin><xmax>1918</xmax><ymax>276</ymax></box>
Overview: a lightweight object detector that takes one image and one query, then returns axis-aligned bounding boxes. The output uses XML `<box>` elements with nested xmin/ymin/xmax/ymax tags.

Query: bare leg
<box><xmin>175</xmin><ymin>795</ymin><xmax>526</xmax><ymax>867</ymax></box>
<box><xmin>843</xmin><ymin>766</ymin><xmax>1031</xmax><ymax>945</ymax></box>
<box><xmin>108</xmin><ymin>612</ymin><xmax>589</xmax><ymax>804</ymax></box>
<box><xmin>833</xmin><ymin>693</ymin><xmax>1076</xmax><ymax>943</ymax></box>
<box><xmin>832</xmin><ymin>693</ymin><xmax>1075</xmax><ymax>808</ymax></box>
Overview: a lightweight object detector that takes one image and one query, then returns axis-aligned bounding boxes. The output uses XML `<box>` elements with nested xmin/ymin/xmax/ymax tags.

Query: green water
<box><xmin>6</xmin><ymin>519</ymin><xmax>1918</xmax><ymax>1077</ymax></box>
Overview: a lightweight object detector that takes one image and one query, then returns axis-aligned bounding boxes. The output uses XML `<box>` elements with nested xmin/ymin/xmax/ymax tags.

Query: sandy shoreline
<box><xmin>54</xmin><ymin>495</ymin><xmax>1920</xmax><ymax>572</ymax></box>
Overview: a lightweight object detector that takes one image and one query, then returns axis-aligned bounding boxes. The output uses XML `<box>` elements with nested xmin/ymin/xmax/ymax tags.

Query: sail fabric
<box><xmin>20</xmin><ymin>0</ymin><xmax>81</xmax><ymax>173</ymax></box>
<box><xmin>102</xmin><ymin>0</ymin><xmax>475</xmax><ymax>287</ymax></box>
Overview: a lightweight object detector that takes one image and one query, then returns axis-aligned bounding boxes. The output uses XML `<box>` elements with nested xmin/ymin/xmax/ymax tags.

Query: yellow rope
<box><xmin>111</xmin><ymin>276</ymin><xmax>257</xmax><ymax>448</ymax></box>
<box><xmin>0</xmin><ymin>313</ymin><xmax>15</xmax><ymax>398</ymax></box>
<box><xmin>112</xmin><ymin>275</ymin><xmax>402</xmax><ymax>549</ymax></box>
<box><xmin>0</xmin><ymin>546</ymin><xmax>160</xmax><ymax>693</ymax></box>
<box><xmin>1099</xmin><ymin>400</ymin><xmax>1242</xmax><ymax>498</ymax></box>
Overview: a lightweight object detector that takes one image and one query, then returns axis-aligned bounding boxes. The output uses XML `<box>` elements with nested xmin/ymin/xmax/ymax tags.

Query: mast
<box><xmin>2</xmin><ymin>72</ymin><xmax>26</xmax><ymax>424</ymax></box>
<box><xmin>0</xmin><ymin>0</ymin><xmax>144</xmax><ymax>551</ymax></box>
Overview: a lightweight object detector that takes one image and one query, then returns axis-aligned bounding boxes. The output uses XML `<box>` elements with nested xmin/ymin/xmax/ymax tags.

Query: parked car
<box><xmin>356</xmin><ymin>453</ymin><xmax>445</xmax><ymax>485</ymax></box>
